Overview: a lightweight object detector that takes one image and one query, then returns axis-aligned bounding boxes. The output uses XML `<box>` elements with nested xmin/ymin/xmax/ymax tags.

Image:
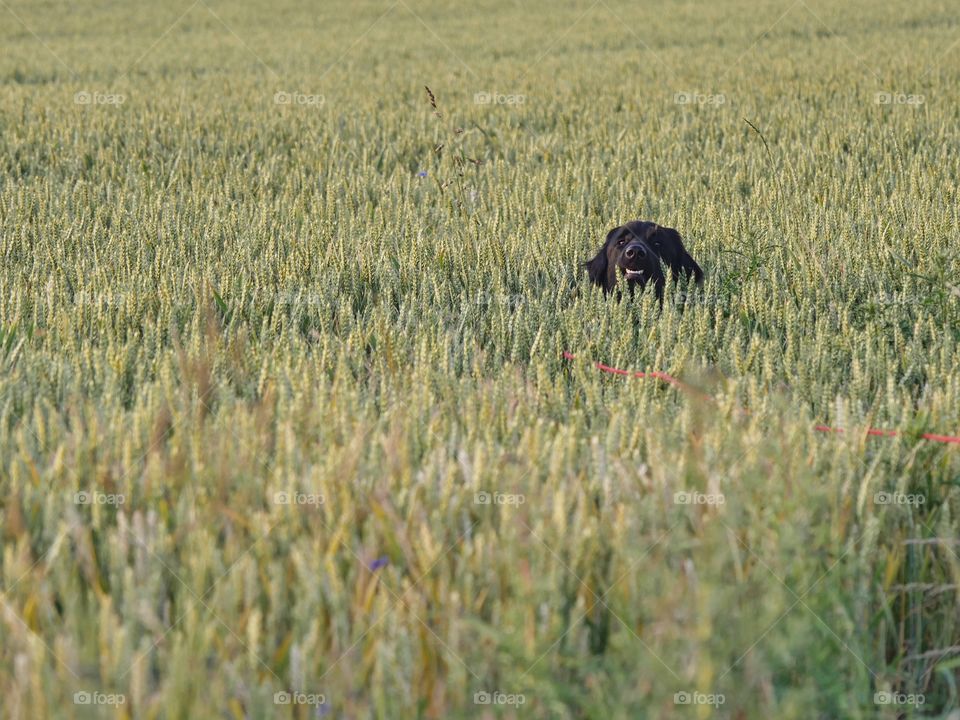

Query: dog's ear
<box><xmin>652</xmin><ymin>226</ymin><xmax>704</xmax><ymax>286</ymax></box>
<box><xmin>583</xmin><ymin>228</ymin><xmax>620</xmax><ymax>292</ymax></box>
<box><xmin>584</xmin><ymin>248</ymin><xmax>611</xmax><ymax>291</ymax></box>
<box><xmin>681</xmin><ymin>250</ymin><xmax>704</xmax><ymax>286</ymax></box>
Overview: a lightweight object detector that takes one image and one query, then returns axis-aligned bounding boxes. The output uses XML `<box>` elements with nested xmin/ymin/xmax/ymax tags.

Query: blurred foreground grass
<box><xmin>2</xmin><ymin>0</ymin><xmax>960</xmax><ymax>717</ymax></box>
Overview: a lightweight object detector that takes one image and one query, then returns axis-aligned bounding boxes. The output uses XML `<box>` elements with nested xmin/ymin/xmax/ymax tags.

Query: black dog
<box><xmin>584</xmin><ymin>221</ymin><xmax>703</xmax><ymax>299</ymax></box>
<box><xmin>583</xmin><ymin>224</ymin><xmax>666</xmax><ymax>300</ymax></box>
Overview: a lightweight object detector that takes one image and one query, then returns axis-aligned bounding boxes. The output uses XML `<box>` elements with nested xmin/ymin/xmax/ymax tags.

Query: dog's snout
<box><xmin>624</xmin><ymin>243</ymin><xmax>646</xmax><ymax>260</ymax></box>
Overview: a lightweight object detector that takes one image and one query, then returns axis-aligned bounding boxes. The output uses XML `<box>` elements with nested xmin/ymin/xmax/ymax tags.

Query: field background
<box><xmin>2</xmin><ymin>0</ymin><xmax>960</xmax><ymax>718</ymax></box>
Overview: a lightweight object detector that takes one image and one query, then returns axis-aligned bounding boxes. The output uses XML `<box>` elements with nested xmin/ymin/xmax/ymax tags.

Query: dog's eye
<box><xmin>617</xmin><ymin>237</ymin><xmax>626</xmax><ymax>246</ymax></box>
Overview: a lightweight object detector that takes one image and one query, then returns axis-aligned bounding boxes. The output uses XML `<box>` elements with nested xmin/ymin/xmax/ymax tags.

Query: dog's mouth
<box><xmin>620</xmin><ymin>266</ymin><xmax>646</xmax><ymax>281</ymax></box>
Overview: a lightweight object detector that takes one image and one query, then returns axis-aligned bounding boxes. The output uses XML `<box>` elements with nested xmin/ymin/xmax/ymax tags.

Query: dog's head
<box><xmin>623</xmin><ymin>221</ymin><xmax>704</xmax><ymax>286</ymax></box>
<box><xmin>583</xmin><ymin>224</ymin><xmax>665</xmax><ymax>299</ymax></box>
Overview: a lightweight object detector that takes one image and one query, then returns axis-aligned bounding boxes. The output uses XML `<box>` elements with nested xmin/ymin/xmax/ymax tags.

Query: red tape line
<box><xmin>563</xmin><ymin>352</ymin><xmax>960</xmax><ymax>445</ymax></box>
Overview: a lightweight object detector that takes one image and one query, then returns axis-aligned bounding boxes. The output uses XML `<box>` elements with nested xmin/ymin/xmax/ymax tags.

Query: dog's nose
<box><xmin>625</xmin><ymin>244</ymin><xmax>646</xmax><ymax>260</ymax></box>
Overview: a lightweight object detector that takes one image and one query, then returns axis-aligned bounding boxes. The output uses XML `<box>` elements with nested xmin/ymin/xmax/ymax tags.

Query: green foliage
<box><xmin>1</xmin><ymin>0</ymin><xmax>959</xmax><ymax>717</ymax></box>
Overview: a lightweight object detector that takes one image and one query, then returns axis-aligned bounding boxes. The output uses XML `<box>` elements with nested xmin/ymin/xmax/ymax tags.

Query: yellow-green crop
<box><xmin>1</xmin><ymin>1</ymin><xmax>959</xmax><ymax>717</ymax></box>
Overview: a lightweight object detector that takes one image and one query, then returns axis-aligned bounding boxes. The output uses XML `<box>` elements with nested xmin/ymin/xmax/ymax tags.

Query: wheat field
<box><xmin>1</xmin><ymin>0</ymin><xmax>959</xmax><ymax>718</ymax></box>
